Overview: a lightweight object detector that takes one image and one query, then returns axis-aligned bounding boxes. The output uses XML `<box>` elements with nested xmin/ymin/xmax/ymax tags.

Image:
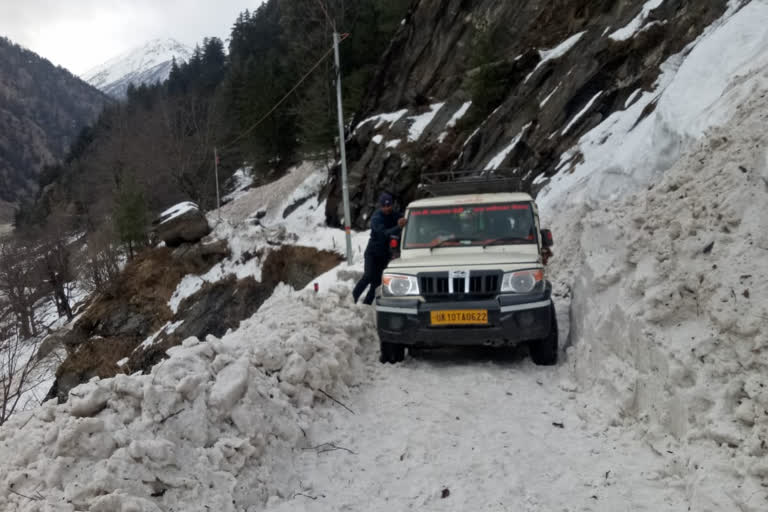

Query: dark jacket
<box><xmin>365</xmin><ymin>209</ymin><xmax>403</xmax><ymax>259</ymax></box>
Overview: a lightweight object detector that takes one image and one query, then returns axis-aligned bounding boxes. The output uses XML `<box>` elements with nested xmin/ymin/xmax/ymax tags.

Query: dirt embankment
<box><xmin>48</xmin><ymin>244</ymin><xmax>342</xmax><ymax>402</ymax></box>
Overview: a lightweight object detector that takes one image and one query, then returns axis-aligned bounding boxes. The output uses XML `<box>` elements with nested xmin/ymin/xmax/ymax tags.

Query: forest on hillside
<box><xmin>0</xmin><ymin>1</ymin><xmax>410</xmax><ymax>366</ymax></box>
<box><xmin>15</xmin><ymin>0</ymin><xmax>410</xmax><ymax>244</ymax></box>
<box><xmin>0</xmin><ymin>37</ymin><xmax>108</xmax><ymax>213</ymax></box>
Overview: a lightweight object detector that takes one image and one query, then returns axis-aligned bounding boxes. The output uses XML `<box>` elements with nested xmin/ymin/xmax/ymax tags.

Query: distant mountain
<box><xmin>82</xmin><ymin>38</ymin><xmax>193</xmax><ymax>98</ymax></box>
<box><xmin>0</xmin><ymin>36</ymin><xmax>109</xmax><ymax>222</ymax></box>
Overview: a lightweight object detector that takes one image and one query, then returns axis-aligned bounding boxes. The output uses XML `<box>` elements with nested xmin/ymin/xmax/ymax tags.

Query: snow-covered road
<box><xmin>268</xmin><ymin>347</ymin><xmax>686</xmax><ymax>512</ymax></box>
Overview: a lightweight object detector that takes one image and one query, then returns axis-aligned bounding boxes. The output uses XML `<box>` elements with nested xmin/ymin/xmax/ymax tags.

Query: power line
<box><xmin>223</xmin><ymin>33</ymin><xmax>350</xmax><ymax>150</ymax></box>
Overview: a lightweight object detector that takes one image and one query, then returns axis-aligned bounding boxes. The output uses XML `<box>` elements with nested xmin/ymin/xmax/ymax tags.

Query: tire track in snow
<box><xmin>266</xmin><ymin>349</ymin><xmax>687</xmax><ymax>511</ymax></box>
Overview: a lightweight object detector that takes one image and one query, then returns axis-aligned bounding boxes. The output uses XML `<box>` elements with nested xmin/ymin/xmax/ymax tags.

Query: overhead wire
<box><xmin>222</xmin><ymin>32</ymin><xmax>349</xmax><ymax>151</ymax></box>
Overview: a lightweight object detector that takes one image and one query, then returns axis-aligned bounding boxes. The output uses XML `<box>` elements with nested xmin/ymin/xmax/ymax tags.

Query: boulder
<box><xmin>152</xmin><ymin>202</ymin><xmax>211</xmax><ymax>247</ymax></box>
<box><xmin>172</xmin><ymin>239</ymin><xmax>231</xmax><ymax>265</ymax></box>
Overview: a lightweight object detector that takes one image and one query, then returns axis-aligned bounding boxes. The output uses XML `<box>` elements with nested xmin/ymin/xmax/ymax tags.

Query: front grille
<box><xmin>419</xmin><ymin>271</ymin><xmax>502</xmax><ymax>298</ymax></box>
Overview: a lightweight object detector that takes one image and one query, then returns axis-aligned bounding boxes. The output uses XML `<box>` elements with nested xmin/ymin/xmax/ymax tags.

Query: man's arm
<box><xmin>371</xmin><ymin>213</ymin><xmax>403</xmax><ymax>238</ymax></box>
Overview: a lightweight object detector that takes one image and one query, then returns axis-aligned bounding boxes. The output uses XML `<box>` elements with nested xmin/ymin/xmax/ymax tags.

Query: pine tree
<box><xmin>114</xmin><ymin>180</ymin><xmax>148</xmax><ymax>260</ymax></box>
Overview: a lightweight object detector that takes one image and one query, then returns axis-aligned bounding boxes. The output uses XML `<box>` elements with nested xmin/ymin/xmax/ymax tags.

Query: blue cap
<box><xmin>379</xmin><ymin>192</ymin><xmax>393</xmax><ymax>206</ymax></box>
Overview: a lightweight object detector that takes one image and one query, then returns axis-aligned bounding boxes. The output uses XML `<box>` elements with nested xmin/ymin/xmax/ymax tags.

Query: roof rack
<box><xmin>418</xmin><ymin>169</ymin><xmax>524</xmax><ymax>197</ymax></box>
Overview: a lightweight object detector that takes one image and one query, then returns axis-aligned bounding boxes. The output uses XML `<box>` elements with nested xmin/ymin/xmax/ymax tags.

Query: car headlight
<box><xmin>382</xmin><ymin>274</ymin><xmax>420</xmax><ymax>296</ymax></box>
<box><xmin>501</xmin><ymin>269</ymin><xmax>544</xmax><ymax>293</ymax></box>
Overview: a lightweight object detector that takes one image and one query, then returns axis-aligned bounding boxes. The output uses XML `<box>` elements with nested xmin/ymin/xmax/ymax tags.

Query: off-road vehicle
<box><xmin>375</xmin><ymin>174</ymin><xmax>556</xmax><ymax>365</ymax></box>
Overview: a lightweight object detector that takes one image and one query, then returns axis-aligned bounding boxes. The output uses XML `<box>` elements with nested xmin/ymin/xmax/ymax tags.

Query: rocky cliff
<box><xmin>326</xmin><ymin>0</ymin><xmax>730</xmax><ymax>227</ymax></box>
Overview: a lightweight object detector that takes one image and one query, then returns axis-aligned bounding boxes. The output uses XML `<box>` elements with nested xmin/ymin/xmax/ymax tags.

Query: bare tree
<box><xmin>79</xmin><ymin>222</ymin><xmax>121</xmax><ymax>292</ymax></box>
<box><xmin>0</xmin><ymin>239</ymin><xmax>41</xmax><ymax>338</ymax></box>
<box><xmin>0</xmin><ymin>320</ymin><xmax>45</xmax><ymax>426</ymax></box>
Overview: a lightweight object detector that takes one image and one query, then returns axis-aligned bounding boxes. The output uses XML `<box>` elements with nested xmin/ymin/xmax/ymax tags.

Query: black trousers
<box><xmin>352</xmin><ymin>254</ymin><xmax>388</xmax><ymax>305</ymax></box>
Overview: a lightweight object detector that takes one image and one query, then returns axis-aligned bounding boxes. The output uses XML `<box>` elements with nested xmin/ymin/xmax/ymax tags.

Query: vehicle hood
<box><xmin>387</xmin><ymin>250</ymin><xmax>541</xmax><ymax>271</ymax></box>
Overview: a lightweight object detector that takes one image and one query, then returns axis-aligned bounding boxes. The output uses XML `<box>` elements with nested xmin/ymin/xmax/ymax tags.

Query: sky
<box><xmin>0</xmin><ymin>1</ymin><xmax>264</xmax><ymax>76</ymax></box>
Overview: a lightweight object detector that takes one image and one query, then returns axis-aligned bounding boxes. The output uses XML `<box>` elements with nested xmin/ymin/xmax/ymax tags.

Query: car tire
<box><xmin>380</xmin><ymin>342</ymin><xmax>406</xmax><ymax>364</ymax></box>
<box><xmin>529</xmin><ymin>304</ymin><xmax>558</xmax><ymax>366</ymax></box>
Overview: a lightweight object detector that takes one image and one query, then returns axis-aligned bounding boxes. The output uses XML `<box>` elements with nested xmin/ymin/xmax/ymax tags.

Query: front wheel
<box><xmin>380</xmin><ymin>342</ymin><xmax>405</xmax><ymax>364</ymax></box>
<box><xmin>529</xmin><ymin>304</ymin><xmax>558</xmax><ymax>366</ymax></box>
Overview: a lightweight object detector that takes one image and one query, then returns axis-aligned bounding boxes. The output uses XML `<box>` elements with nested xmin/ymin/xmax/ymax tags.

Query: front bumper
<box><xmin>375</xmin><ymin>284</ymin><xmax>553</xmax><ymax>347</ymax></box>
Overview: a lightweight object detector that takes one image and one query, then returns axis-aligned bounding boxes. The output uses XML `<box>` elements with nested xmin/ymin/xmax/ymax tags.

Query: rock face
<box><xmin>152</xmin><ymin>202</ymin><xmax>212</xmax><ymax>247</ymax></box>
<box><xmin>326</xmin><ymin>0</ymin><xmax>728</xmax><ymax>228</ymax></box>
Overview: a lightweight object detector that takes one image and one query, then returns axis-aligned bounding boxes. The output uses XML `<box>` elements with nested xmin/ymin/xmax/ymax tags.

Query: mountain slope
<box><xmin>0</xmin><ymin>37</ymin><xmax>109</xmax><ymax>222</ymax></box>
<box><xmin>325</xmin><ymin>0</ymin><xmax>730</xmax><ymax>227</ymax></box>
<box><xmin>82</xmin><ymin>38</ymin><xmax>193</xmax><ymax>98</ymax></box>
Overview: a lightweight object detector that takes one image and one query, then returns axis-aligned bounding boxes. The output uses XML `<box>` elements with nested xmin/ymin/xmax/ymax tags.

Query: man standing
<box><xmin>352</xmin><ymin>192</ymin><xmax>407</xmax><ymax>305</ymax></box>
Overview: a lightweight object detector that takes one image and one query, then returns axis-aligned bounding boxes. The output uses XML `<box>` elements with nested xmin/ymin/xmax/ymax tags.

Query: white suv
<box><xmin>374</xmin><ymin>192</ymin><xmax>557</xmax><ymax>365</ymax></box>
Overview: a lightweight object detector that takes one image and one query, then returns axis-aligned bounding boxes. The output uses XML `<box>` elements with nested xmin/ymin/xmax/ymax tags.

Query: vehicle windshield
<box><xmin>403</xmin><ymin>202</ymin><xmax>537</xmax><ymax>249</ymax></box>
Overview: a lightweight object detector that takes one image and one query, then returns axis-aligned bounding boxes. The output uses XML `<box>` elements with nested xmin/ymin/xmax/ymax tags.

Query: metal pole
<box><xmin>333</xmin><ymin>31</ymin><xmax>354</xmax><ymax>265</ymax></box>
<box><xmin>214</xmin><ymin>147</ymin><xmax>221</xmax><ymax>217</ymax></box>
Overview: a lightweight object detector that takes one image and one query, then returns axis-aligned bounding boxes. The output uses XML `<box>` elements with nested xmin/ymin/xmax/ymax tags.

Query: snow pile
<box><xmin>544</xmin><ymin>51</ymin><xmax>768</xmax><ymax>510</ymax></box>
<box><xmin>538</xmin><ymin>0</ymin><xmax>768</xmax><ymax>211</ymax></box>
<box><xmin>0</xmin><ymin>285</ymin><xmax>376</xmax><ymax>511</ymax></box>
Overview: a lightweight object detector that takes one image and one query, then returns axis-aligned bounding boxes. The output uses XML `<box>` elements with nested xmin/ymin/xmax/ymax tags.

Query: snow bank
<box><xmin>539</xmin><ymin>0</ymin><xmax>768</xmax><ymax>211</ymax></box>
<box><xmin>545</xmin><ymin>59</ymin><xmax>768</xmax><ymax>510</ymax></box>
<box><xmin>0</xmin><ymin>285</ymin><xmax>376</xmax><ymax>511</ymax></box>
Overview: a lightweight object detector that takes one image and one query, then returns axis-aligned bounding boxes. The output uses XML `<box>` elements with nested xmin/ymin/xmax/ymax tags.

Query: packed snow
<box><xmin>542</xmin><ymin>73</ymin><xmax>768</xmax><ymax>510</ymax></box>
<box><xmin>0</xmin><ymin>285</ymin><xmax>375</xmax><ymax>512</ymax></box>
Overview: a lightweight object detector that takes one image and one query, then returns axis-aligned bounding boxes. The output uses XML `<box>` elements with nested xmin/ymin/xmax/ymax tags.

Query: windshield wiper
<box><xmin>430</xmin><ymin>236</ymin><xmax>481</xmax><ymax>251</ymax></box>
<box><xmin>482</xmin><ymin>237</ymin><xmax>533</xmax><ymax>248</ymax></box>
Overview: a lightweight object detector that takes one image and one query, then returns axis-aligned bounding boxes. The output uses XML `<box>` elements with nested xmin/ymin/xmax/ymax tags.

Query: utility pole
<box><xmin>333</xmin><ymin>31</ymin><xmax>354</xmax><ymax>265</ymax></box>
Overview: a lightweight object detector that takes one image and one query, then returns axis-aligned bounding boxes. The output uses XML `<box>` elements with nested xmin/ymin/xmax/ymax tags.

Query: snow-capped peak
<box><xmin>82</xmin><ymin>38</ymin><xmax>193</xmax><ymax>99</ymax></box>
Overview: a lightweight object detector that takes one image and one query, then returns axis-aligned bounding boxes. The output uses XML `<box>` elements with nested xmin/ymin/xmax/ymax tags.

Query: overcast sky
<box><xmin>0</xmin><ymin>1</ymin><xmax>264</xmax><ymax>75</ymax></box>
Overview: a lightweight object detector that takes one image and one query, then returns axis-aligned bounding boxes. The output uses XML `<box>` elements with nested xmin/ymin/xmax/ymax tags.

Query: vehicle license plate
<box><xmin>430</xmin><ymin>310</ymin><xmax>488</xmax><ymax>325</ymax></box>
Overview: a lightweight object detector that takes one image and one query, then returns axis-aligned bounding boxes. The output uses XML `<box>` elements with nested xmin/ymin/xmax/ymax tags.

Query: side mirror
<box><xmin>541</xmin><ymin>229</ymin><xmax>554</xmax><ymax>248</ymax></box>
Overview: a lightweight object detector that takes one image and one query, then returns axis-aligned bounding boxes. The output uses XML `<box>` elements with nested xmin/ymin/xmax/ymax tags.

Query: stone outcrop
<box><xmin>152</xmin><ymin>203</ymin><xmax>211</xmax><ymax>247</ymax></box>
<box><xmin>326</xmin><ymin>0</ymin><xmax>729</xmax><ymax>228</ymax></box>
